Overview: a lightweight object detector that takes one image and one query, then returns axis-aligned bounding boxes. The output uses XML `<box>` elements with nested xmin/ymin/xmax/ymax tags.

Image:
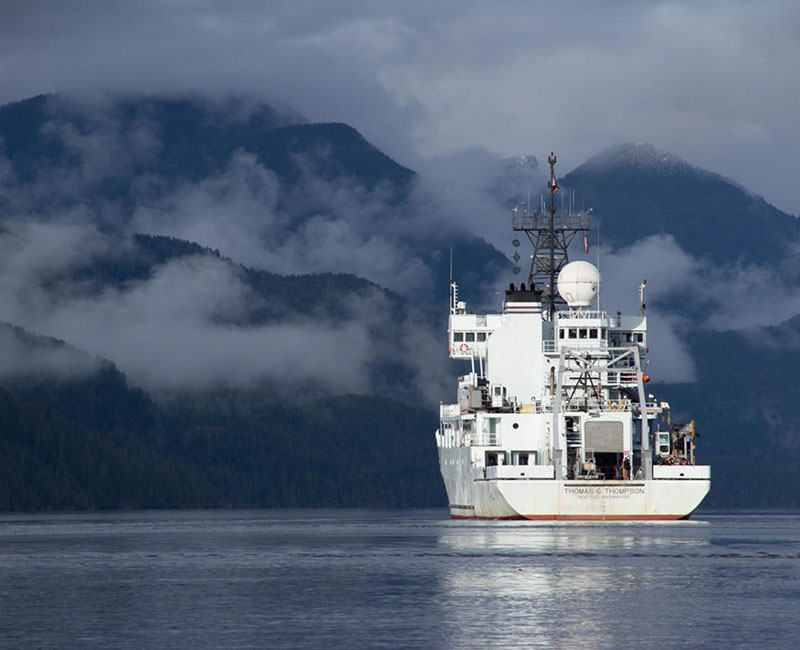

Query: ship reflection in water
<box><xmin>435</xmin><ymin>519</ymin><xmax>719</xmax><ymax>650</ymax></box>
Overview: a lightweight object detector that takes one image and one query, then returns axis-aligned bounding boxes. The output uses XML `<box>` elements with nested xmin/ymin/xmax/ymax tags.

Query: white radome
<box><xmin>557</xmin><ymin>261</ymin><xmax>601</xmax><ymax>307</ymax></box>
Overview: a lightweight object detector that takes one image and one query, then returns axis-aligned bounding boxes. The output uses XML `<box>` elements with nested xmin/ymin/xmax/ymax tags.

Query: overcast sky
<box><xmin>0</xmin><ymin>0</ymin><xmax>798</xmax><ymax>215</ymax></box>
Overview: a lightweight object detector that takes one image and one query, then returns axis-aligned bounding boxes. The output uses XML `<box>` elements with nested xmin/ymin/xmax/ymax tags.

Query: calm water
<box><xmin>0</xmin><ymin>509</ymin><xmax>797</xmax><ymax>649</ymax></box>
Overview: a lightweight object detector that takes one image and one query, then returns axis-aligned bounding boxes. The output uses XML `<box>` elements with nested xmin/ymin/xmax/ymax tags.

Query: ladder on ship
<box><xmin>565</xmin><ymin>418</ymin><xmax>582</xmax><ymax>479</ymax></box>
<box><xmin>567</xmin><ymin>430</ymin><xmax>581</xmax><ymax>449</ymax></box>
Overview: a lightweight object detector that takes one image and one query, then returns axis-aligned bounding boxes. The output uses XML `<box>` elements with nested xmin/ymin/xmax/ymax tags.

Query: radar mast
<box><xmin>511</xmin><ymin>153</ymin><xmax>590</xmax><ymax>317</ymax></box>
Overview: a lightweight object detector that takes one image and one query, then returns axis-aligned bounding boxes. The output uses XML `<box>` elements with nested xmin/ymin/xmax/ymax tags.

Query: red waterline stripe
<box><xmin>451</xmin><ymin>513</ymin><xmax>690</xmax><ymax>521</ymax></box>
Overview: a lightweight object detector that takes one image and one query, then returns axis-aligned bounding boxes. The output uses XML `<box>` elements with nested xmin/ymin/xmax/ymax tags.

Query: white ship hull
<box><xmin>439</xmin><ymin>447</ymin><xmax>710</xmax><ymax>521</ymax></box>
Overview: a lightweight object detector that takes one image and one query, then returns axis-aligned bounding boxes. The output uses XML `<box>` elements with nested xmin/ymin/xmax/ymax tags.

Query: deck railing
<box><xmin>440</xmin><ymin>403</ymin><xmax>460</xmax><ymax>418</ymax></box>
<box><xmin>543</xmin><ymin>340</ymin><xmax>609</xmax><ymax>353</ymax></box>
<box><xmin>556</xmin><ymin>310</ymin><xmax>608</xmax><ymax>320</ymax></box>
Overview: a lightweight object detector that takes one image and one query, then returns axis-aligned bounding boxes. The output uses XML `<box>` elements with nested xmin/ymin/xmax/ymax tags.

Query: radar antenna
<box><xmin>511</xmin><ymin>152</ymin><xmax>590</xmax><ymax>318</ymax></box>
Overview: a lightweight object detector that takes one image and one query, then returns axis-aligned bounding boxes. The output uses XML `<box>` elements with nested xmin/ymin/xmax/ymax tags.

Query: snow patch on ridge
<box><xmin>568</xmin><ymin>142</ymin><xmax>766</xmax><ymax>201</ymax></box>
<box><xmin>574</xmin><ymin>143</ymin><xmax>695</xmax><ymax>174</ymax></box>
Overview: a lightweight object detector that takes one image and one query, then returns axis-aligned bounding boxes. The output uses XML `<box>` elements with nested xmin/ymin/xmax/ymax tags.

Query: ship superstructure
<box><xmin>436</xmin><ymin>154</ymin><xmax>710</xmax><ymax>520</ymax></box>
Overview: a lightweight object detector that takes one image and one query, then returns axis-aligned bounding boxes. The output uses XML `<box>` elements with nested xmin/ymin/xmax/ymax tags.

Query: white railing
<box><xmin>440</xmin><ymin>403</ymin><xmax>460</xmax><ymax>418</ymax></box>
<box><xmin>556</xmin><ymin>310</ymin><xmax>608</xmax><ymax>320</ymax></box>
<box><xmin>471</xmin><ymin>431</ymin><xmax>499</xmax><ymax>446</ymax></box>
<box><xmin>562</xmin><ymin>340</ymin><xmax>608</xmax><ymax>352</ymax></box>
<box><xmin>605</xmin><ymin>370</ymin><xmax>638</xmax><ymax>386</ymax></box>
<box><xmin>538</xmin><ymin>398</ymin><xmax>663</xmax><ymax>414</ymax></box>
<box><xmin>542</xmin><ymin>340</ymin><xmax>608</xmax><ymax>353</ymax></box>
<box><xmin>513</xmin><ymin>213</ymin><xmax>590</xmax><ymax>230</ymax></box>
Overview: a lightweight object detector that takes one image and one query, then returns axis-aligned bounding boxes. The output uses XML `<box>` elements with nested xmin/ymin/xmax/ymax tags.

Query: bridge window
<box><xmin>453</xmin><ymin>332</ymin><xmax>463</xmax><ymax>342</ymax></box>
<box><xmin>559</xmin><ymin>329</ymin><xmax>565</xmax><ymax>339</ymax></box>
<box><xmin>569</xmin><ymin>328</ymin><xmax>577</xmax><ymax>339</ymax></box>
<box><xmin>579</xmin><ymin>328</ymin><xmax>588</xmax><ymax>339</ymax></box>
<box><xmin>465</xmin><ymin>332</ymin><xmax>475</xmax><ymax>342</ymax></box>
<box><xmin>589</xmin><ymin>329</ymin><xmax>598</xmax><ymax>339</ymax></box>
<box><xmin>477</xmin><ymin>332</ymin><xmax>486</xmax><ymax>342</ymax></box>
<box><xmin>512</xmin><ymin>451</ymin><xmax>537</xmax><ymax>465</ymax></box>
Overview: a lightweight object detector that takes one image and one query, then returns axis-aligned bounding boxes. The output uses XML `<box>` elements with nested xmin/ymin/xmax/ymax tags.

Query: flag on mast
<box><xmin>584</xmin><ymin>232</ymin><xmax>589</xmax><ymax>254</ymax></box>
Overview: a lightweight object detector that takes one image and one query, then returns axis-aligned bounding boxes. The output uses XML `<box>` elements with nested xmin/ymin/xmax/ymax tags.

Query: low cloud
<box><xmin>129</xmin><ymin>150</ymin><xmax>437</xmax><ymax>298</ymax></box>
<box><xmin>0</xmin><ymin>96</ymin><xmax>468</xmax><ymax>401</ymax></box>
<box><xmin>0</xmin><ymin>218</ymin><xmax>454</xmax><ymax>402</ymax></box>
<box><xmin>0</xmin><ymin>325</ymin><xmax>100</xmax><ymax>380</ymax></box>
<box><xmin>595</xmin><ymin>235</ymin><xmax>697</xmax><ymax>383</ymax></box>
<box><xmin>0</xmin><ymin>221</ymin><xmax>373</xmax><ymax>391</ymax></box>
<box><xmin>594</xmin><ymin>233</ymin><xmax>800</xmax><ymax>381</ymax></box>
<box><xmin>0</xmin><ymin>95</ymin><xmax>486</xmax><ymax>305</ymax></box>
<box><xmin>409</xmin><ymin>148</ymin><xmax>545</xmax><ymax>251</ymax></box>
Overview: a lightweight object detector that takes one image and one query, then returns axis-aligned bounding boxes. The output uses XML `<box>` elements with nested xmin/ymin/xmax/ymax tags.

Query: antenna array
<box><xmin>510</xmin><ymin>152</ymin><xmax>591</xmax><ymax>317</ymax></box>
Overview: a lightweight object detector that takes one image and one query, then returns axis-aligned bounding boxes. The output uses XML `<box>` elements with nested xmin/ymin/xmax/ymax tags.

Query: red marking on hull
<box><xmin>450</xmin><ymin>514</ymin><xmax>525</xmax><ymax>521</ymax></box>
<box><xmin>522</xmin><ymin>514</ymin><xmax>688</xmax><ymax>521</ymax></box>
<box><xmin>451</xmin><ymin>513</ymin><xmax>691</xmax><ymax>521</ymax></box>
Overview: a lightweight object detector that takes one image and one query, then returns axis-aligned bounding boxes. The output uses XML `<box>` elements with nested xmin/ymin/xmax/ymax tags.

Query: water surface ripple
<box><xmin>0</xmin><ymin>509</ymin><xmax>797</xmax><ymax>649</ymax></box>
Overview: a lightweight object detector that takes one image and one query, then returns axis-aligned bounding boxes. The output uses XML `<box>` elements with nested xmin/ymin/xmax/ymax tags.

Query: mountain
<box><xmin>0</xmin><ymin>93</ymin><xmax>507</xmax><ymax>304</ymax></box>
<box><xmin>14</xmin><ymin>229</ymin><xmax>455</xmax><ymax>401</ymax></box>
<box><xmin>0</xmin><ymin>94</ymin><xmax>413</xmax><ymax>214</ymax></box>
<box><xmin>0</xmin><ymin>226</ymin><xmax>454</xmax><ymax>510</ymax></box>
<box><xmin>0</xmin><ymin>94</ymin><xmax>413</xmax><ymax>187</ymax></box>
<box><xmin>0</xmin><ymin>323</ymin><xmax>213</xmax><ymax>509</ymax></box>
<box><xmin>0</xmin><ymin>322</ymin><xmax>445</xmax><ymax>510</ymax></box>
<box><xmin>2</xmin><ymin>89</ymin><xmax>800</xmax><ymax>511</ymax></box>
<box><xmin>563</xmin><ymin>143</ymin><xmax>800</xmax><ymax>266</ymax></box>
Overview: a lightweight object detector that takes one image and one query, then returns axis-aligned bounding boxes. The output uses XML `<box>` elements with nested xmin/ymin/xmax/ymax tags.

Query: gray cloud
<box><xmin>0</xmin><ymin>1</ymin><xmax>797</xmax><ymax>215</ymax></box>
<box><xmin>593</xmin><ymin>235</ymin><xmax>698</xmax><ymax>383</ymax></box>
<box><xmin>0</xmin><ymin>325</ymin><xmax>100</xmax><ymax>380</ymax></box>
<box><xmin>0</xmin><ymin>218</ymin><xmax>454</xmax><ymax>403</ymax></box>
<box><xmin>410</xmin><ymin>149</ymin><xmax>545</xmax><ymax>252</ymax></box>
<box><xmin>598</xmin><ymin>234</ymin><xmax>800</xmax><ymax>335</ymax></box>
<box><xmin>0</xmin><ymin>220</ymin><xmax>373</xmax><ymax>392</ymax></box>
<box><xmin>592</xmin><ymin>232</ymin><xmax>800</xmax><ymax>381</ymax></box>
<box><xmin>0</xmin><ymin>100</ymin><xmax>461</xmax><ymax>400</ymax></box>
<box><xmin>129</xmin><ymin>149</ymin><xmax>436</xmax><ymax>297</ymax></box>
<box><xmin>0</xmin><ymin>96</ymin><xmax>453</xmax><ymax>301</ymax></box>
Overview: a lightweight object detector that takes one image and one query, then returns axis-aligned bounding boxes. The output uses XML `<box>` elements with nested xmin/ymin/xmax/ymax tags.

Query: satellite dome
<box><xmin>557</xmin><ymin>261</ymin><xmax>601</xmax><ymax>308</ymax></box>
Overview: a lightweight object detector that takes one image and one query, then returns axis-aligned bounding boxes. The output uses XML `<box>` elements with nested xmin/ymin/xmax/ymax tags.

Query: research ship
<box><xmin>435</xmin><ymin>153</ymin><xmax>710</xmax><ymax>520</ymax></box>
